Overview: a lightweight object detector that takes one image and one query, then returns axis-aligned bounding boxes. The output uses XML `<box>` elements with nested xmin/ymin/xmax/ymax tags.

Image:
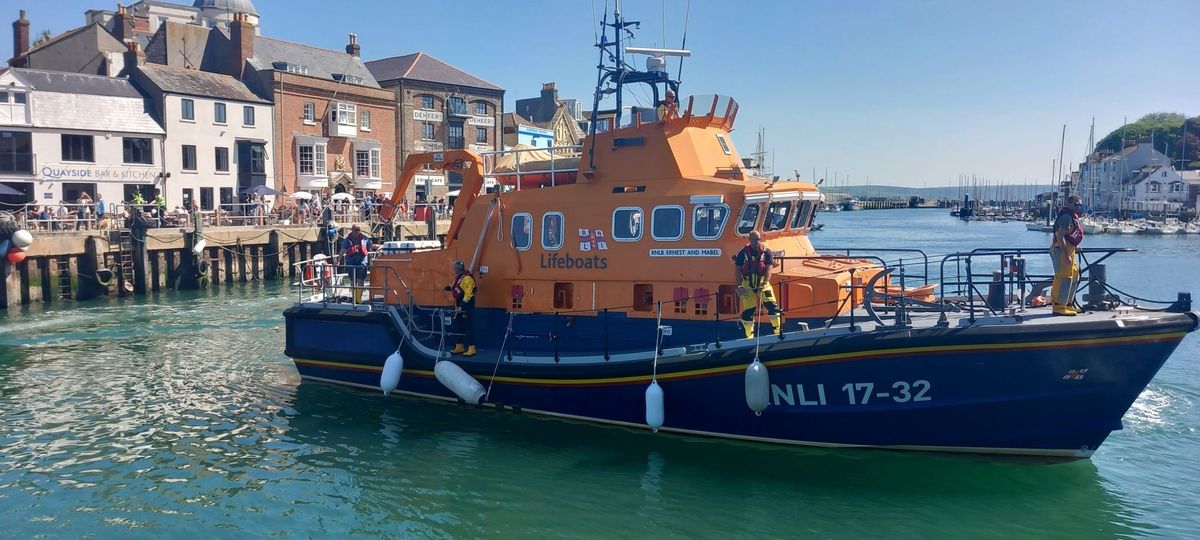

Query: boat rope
<box><xmin>1078</xmin><ymin>252</ymin><xmax>1177</xmax><ymax>306</ymax></box>
<box><xmin>753</xmin><ymin>287</ymin><xmax>762</xmax><ymax>361</ymax></box>
<box><xmin>651</xmin><ymin>301</ymin><xmax>663</xmax><ymax>381</ymax></box>
<box><xmin>485</xmin><ymin>312</ymin><xmax>515</xmax><ymax>400</ymax></box>
<box><xmin>435</xmin><ymin>308</ymin><xmax>447</xmax><ymax>362</ymax></box>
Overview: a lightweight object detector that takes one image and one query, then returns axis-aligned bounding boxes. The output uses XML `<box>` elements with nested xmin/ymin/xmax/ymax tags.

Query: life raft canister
<box><xmin>304</xmin><ymin>261</ymin><xmax>333</xmax><ymax>289</ymax></box>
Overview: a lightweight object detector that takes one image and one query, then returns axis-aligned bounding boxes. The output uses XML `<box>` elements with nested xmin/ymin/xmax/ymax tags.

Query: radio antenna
<box><xmin>676</xmin><ymin>0</ymin><xmax>691</xmax><ymax>85</ymax></box>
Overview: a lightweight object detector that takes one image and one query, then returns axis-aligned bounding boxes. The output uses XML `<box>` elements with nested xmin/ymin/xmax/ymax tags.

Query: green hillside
<box><xmin>1095</xmin><ymin>113</ymin><xmax>1199</xmax><ymax>169</ymax></box>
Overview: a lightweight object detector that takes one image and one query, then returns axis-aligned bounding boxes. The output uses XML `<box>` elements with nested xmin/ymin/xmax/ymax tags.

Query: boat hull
<box><xmin>284</xmin><ymin>306</ymin><xmax>1196</xmax><ymax>459</ymax></box>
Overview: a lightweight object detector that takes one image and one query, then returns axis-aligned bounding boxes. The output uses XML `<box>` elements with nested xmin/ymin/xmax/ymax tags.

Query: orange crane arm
<box><xmin>380</xmin><ymin>150</ymin><xmax>485</xmax><ymax>248</ymax></box>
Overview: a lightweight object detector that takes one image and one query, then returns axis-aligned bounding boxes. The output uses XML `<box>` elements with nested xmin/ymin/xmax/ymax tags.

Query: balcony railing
<box><xmin>0</xmin><ymin>153</ymin><xmax>35</xmax><ymax>174</ymax></box>
<box><xmin>447</xmin><ymin>103</ymin><xmax>470</xmax><ymax>117</ymax></box>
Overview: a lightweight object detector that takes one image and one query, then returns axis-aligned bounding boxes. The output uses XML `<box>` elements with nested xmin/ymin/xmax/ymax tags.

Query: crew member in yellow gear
<box><xmin>733</xmin><ymin>230</ymin><xmax>781</xmax><ymax>338</ymax></box>
<box><xmin>1050</xmin><ymin>195</ymin><xmax>1084</xmax><ymax>316</ymax></box>
<box><xmin>446</xmin><ymin>260</ymin><xmax>477</xmax><ymax>356</ymax></box>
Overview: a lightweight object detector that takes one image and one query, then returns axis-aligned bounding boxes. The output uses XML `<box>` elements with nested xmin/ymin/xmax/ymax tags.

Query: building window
<box><xmin>736</xmin><ymin>203</ymin><xmax>761</xmax><ymax>235</ymax></box>
<box><xmin>200</xmin><ymin>187</ymin><xmax>214</xmax><ymax>210</ymax></box>
<box><xmin>181</xmin><ymin>145</ymin><xmax>197</xmax><ymax>171</ymax></box>
<box><xmin>420</xmin><ymin>95</ymin><xmax>435</xmax><ymax>110</ymax></box>
<box><xmin>651</xmin><ymin>205</ymin><xmax>684</xmax><ymax>241</ymax></box>
<box><xmin>448</xmin><ymin>123</ymin><xmax>464</xmax><ymax>149</ymax></box>
<box><xmin>298</xmin><ymin>142</ymin><xmax>327</xmax><ymax>175</ymax></box>
<box><xmin>421</xmin><ymin>122</ymin><xmax>435</xmax><ymax>140</ymax></box>
<box><xmin>122</xmin><ymin>137</ymin><xmax>153</xmax><ymax>165</ymax></box>
<box><xmin>1148</xmin><ymin>182</ymin><xmax>1160</xmax><ymax>193</ymax></box>
<box><xmin>1171</xmin><ymin>182</ymin><xmax>1184</xmax><ymax>193</ymax></box>
<box><xmin>331</xmin><ymin>102</ymin><xmax>357</xmax><ymax>126</ymax></box>
<box><xmin>0</xmin><ymin>131</ymin><xmax>33</xmax><ymax>173</ymax></box>
<box><xmin>303</xmin><ymin>102</ymin><xmax>315</xmax><ymax>123</ymax></box>
<box><xmin>613</xmin><ymin>207</ymin><xmax>643</xmax><ymax>241</ymax></box>
<box><xmin>181</xmin><ymin>98</ymin><xmax>194</xmax><ymax>120</ymax></box>
<box><xmin>360</xmin><ymin>110</ymin><xmax>371</xmax><ymax>130</ymax></box>
<box><xmin>214</xmin><ymin>102</ymin><xmax>226</xmax><ymax>124</ymax></box>
<box><xmin>474</xmin><ymin>101</ymin><xmax>487</xmax><ymax>115</ymax></box>
<box><xmin>475</xmin><ymin>127</ymin><xmax>487</xmax><ymax>144</ymax></box>
<box><xmin>764</xmin><ymin>200</ymin><xmax>792</xmax><ymax>232</ymax></box>
<box><xmin>448</xmin><ymin>96</ymin><xmax>466</xmax><ymax>115</ymax></box>
<box><xmin>250</xmin><ymin>145</ymin><xmax>265</xmax><ymax>174</ymax></box>
<box><xmin>542</xmin><ymin>212</ymin><xmax>564</xmax><ymax>250</ymax></box>
<box><xmin>215</xmin><ymin>147</ymin><xmax>229</xmax><ymax>172</ymax></box>
<box><xmin>512</xmin><ymin>213</ymin><xmax>532</xmax><ymax>250</ymax></box>
<box><xmin>693</xmin><ymin>204</ymin><xmax>729</xmax><ymax>240</ymax></box>
<box><xmin>61</xmin><ymin>134</ymin><xmax>94</xmax><ymax>162</ymax></box>
<box><xmin>243</xmin><ymin>106</ymin><xmax>255</xmax><ymax>126</ymax></box>
<box><xmin>355</xmin><ymin>149</ymin><xmax>371</xmax><ymax>177</ymax></box>
<box><xmin>12</xmin><ymin>92</ymin><xmax>24</xmax><ymax>104</ymax></box>
<box><xmin>220</xmin><ymin>187</ymin><xmax>234</xmax><ymax>209</ymax></box>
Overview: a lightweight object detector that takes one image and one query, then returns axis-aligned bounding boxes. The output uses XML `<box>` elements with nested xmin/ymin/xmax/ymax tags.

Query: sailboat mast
<box><xmin>1057</xmin><ymin>124</ymin><xmax>1066</xmax><ymax>197</ymax></box>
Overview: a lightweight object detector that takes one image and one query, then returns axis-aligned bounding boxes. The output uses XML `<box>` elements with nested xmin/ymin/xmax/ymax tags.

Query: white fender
<box><xmin>11</xmin><ymin>229</ymin><xmax>32</xmax><ymax>249</ymax></box>
<box><xmin>645</xmin><ymin>380</ymin><xmax>664</xmax><ymax>432</ymax></box>
<box><xmin>380</xmin><ymin>351</ymin><xmax>403</xmax><ymax>395</ymax></box>
<box><xmin>192</xmin><ymin>239</ymin><xmax>207</xmax><ymax>255</ymax></box>
<box><xmin>434</xmin><ymin>360</ymin><xmax>485</xmax><ymax>405</ymax></box>
<box><xmin>745</xmin><ymin>359</ymin><xmax>770</xmax><ymax>415</ymax></box>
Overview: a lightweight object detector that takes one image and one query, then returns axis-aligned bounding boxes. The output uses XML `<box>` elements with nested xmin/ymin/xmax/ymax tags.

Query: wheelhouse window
<box><xmin>763</xmin><ymin>201</ymin><xmax>792</xmax><ymax>232</ymax></box>
<box><xmin>213</xmin><ymin>102</ymin><xmax>227</xmax><ymax>124</ymax></box>
<box><xmin>512</xmin><ymin>213</ymin><xmax>532</xmax><ymax>251</ymax></box>
<box><xmin>651</xmin><ymin>205</ymin><xmax>684</xmax><ymax>241</ymax></box>
<box><xmin>791</xmin><ymin>200</ymin><xmax>816</xmax><ymax>230</ymax></box>
<box><xmin>542</xmin><ymin>212</ymin><xmax>564</xmax><ymax>250</ymax></box>
<box><xmin>61</xmin><ymin>134</ymin><xmax>94</xmax><ymax>162</ymax></box>
<box><xmin>693</xmin><ymin>204</ymin><xmax>729</xmax><ymax>240</ymax></box>
<box><xmin>735</xmin><ymin>203</ymin><xmax>761</xmax><ymax>235</ymax></box>
<box><xmin>122</xmin><ymin>137</ymin><xmax>153</xmax><ymax>165</ymax></box>
<box><xmin>715</xmin><ymin>133</ymin><xmax>731</xmax><ymax>155</ymax></box>
<box><xmin>613</xmin><ymin>207</ymin><xmax>643</xmax><ymax>241</ymax></box>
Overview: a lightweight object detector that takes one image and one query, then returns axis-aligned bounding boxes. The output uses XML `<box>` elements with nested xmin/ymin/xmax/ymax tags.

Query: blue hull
<box><xmin>284</xmin><ymin>306</ymin><xmax>1196</xmax><ymax>458</ymax></box>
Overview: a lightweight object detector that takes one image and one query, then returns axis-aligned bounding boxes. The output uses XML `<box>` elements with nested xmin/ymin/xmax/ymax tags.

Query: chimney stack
<box><xmin>113</xmin><ymin>3</ymin><xmax>135</xmax><ymax>44</ymax></box>
<box><xmin>228</xmin><ymin>12</ymin><xmax>254</xmax><ymax>79</ymax></box>
<box><xmin>11</xmin><ymin>9</ymin><xmax>29</xmax><ymax>66</ymax></box>
<box><xmin>121</xmin><ymin>39</ymin><xmax>144</xmax><ymax>75</ymax></box>
<box><xmin>345</xmin><ymin>33</ymin><xmax>359</xmax><ymax>57</ymax></box>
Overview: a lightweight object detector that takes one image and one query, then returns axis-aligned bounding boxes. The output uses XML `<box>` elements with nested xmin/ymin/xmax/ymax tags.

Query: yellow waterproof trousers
<box><xmin>739</xmin><ymin>279</ymin><xmax>781</xmax><ymax>338</ymax></box>
<box><xmin>1050</xmin><ymin>243</ymin><xmax>1078</xmax><ymax>308</ymax></box>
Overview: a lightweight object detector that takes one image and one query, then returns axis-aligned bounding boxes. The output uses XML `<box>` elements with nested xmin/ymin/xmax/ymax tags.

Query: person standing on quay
<box><xmin>1050</xmin><ymin>195</ymin><xmax>1084</xmax><ymax>316</ymax></box>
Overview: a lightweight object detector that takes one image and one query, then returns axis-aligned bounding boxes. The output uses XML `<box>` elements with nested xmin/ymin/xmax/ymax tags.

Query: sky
<box><xmin>4</xmin><ymin>0</ymin><xmax>1198</xmax><ymax>188</ymax></box>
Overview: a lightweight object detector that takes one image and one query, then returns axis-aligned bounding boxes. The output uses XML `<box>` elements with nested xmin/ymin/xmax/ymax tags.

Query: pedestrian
<box><xmin>77</xmin><ymin>192</ymin><xmax>92</xmax><ymax>230</ymax></box>
<box><xmin>445</xmin><ymin>260</ymin><xmax>476</xmax><ymax>356</ymax></box>
<box><xmin>1050</xmin><ymin>195</ymin><xmax>1084</xmax><ymax>316</ymax></box>
<box><xmin>341</xmin><ymin>223</ymin><xmax>373</xmax><ymax>304</ymax></box>
<box><xmin>733</xmin><ymin>230</ymin><xmax>782</xmax><ymax>338</ymax></box>
<box><xmin>153</xmin><ymin>189</ymin><xmax>166</xmax><ymax>227</ymax></box>
<box><xmin>95</xmin><ymin>194</ymin><xmax>107</xmax><ymax>229</ymax></box>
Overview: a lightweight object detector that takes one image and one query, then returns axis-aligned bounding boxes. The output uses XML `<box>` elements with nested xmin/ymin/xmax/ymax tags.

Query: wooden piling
<box><xmin>39</xmin><ymin>257</ymin><xmax>53</xmax><ymax>302</ymax></box>
<box><xmin>76</xmin><ymin>236</ymin><xmax>105</xmax><ymax>301</ymax></box>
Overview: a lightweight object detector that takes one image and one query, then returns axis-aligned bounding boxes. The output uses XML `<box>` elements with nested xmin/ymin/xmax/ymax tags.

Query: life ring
<box><xmin>95</xmin><ymin>268</ymin><xmax>115</xmax><ymax>287</ymax></box>
<box><xmin>304</xmin><ymin>261</ymin><xmax>333</xmax><ymax>289</ymax></box>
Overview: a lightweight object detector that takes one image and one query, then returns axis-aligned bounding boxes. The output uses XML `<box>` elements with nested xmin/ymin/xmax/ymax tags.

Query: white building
<box><xmin>1122</xmin><ymin>165</ymin><xmax>1189</xmax><ymax>213</ymax></box>
<box><xmin>0</xmin><ymin>68</ymin><xmax>164</xmax><ymax>208</ymax></box>
<box><xmin>1079</xmin><ymin>138</ymin><xmax>1173</xmax><ymax>212</ymax></box>
<box><xmin>126</xmin><ymin>62</ymin><xmax>273</xmax><ymax>212</ymax></box>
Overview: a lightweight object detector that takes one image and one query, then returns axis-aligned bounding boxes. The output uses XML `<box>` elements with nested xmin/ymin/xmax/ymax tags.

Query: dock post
<box><xmin>77</xmin><ymin>236</ymin><xmax>104</xmax><ymax>300</ymax></box>
<box><xmin>236</xmin><ymin>240</ymin><xmax>247</xmax><ymax>282</ymax></box>
<box><xmin>149</xmin><ymin>252</ymin><xmax>161</xmax><ymax>292</ymax></box>
<box><xmin>175</xmin><ymin>231</ymin><xmax>200</xmax><ymax>290</ymax></box>
<box><xmin>131</xmin><ymin>218</ymin><xmax>149</xmax><ymax>295</ymax></box>
<box><xmin>1</xmin><ymin>258</ymin><xmax>20</xmax><ymax>307</ymax></box>
<box><xmin>266</xmin><ymin>231</ymin><xmax>281</xmax><ymax>281</ymax></box>
<box><xmin>987</xmin><ymin>270</ymin><xmax>1005</xmax><ymax>312</ymax></box>
<box><xmin>39</xmin><ymin>257</ymin><xmax>53</xmax><ymax>302</ymax></box>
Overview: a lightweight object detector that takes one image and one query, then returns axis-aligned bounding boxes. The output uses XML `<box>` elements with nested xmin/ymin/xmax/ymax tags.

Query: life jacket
<box><xmin>452</xmin><ymin>272</ymin><xmax>474</xmax><ymax>306</ymax></box>
<box><xmin>345</xmin><ymin>233</ymin><xmax>368</xmax><ymax>257</ymax></box>
<box><xmin>1059</xmin><ymin>207</ymin><xmax>1084</xmax><ymax>246</ymax></box>
<box><xmin>739</xmin><ymin>242</ymin><xmax>770</xmax><ymax>284</ymax></box>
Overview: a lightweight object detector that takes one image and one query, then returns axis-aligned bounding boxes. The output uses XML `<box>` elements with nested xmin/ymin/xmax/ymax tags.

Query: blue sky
<box><xmin>5</xmin><ymin>0</ymin><xmax>1198</xmax><ymax>187</ymax></box>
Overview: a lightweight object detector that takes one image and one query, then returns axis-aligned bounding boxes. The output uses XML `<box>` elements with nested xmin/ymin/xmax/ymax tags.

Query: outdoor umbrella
<box><xmin>330</xmin><ymin>193</ymin><xmax>355</xmax><ymax>202</ymax></box>
<box><xmin>289</xmin><ymin>192</ymin><xmax>313</xmax><ymax>200</ymax></box>
<box><xmin>242</xmin><ymin>185</ymin><xmax>286</xmax><ymax>197</ymax></box>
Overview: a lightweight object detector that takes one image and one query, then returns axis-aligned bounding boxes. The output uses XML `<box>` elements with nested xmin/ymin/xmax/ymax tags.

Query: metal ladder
<box><xmin>117</xmin><ymin>230</ymin><xmax>134</xmax><ymax>288</ymax></box>
<box><xmin>56</xmin><ymin>258</ymin><xmax>72</xmax><ymax>300</ymax></box>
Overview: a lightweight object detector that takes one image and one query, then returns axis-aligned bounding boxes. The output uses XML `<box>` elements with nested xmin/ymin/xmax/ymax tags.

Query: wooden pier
<box><xmin>0</xmin><ymin>220</ymin><xmax>449</xmax><ymax>309</ymax></box>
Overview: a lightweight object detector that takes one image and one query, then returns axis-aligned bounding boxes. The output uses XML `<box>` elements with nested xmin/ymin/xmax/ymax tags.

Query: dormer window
<box><xmin>273</xmin><ymin>62</ymin><xmax>310</xmax><ymax>75</ymax></box>
<box><xmin>0</xmin><ymin>91</ymin><xmax>27</xmax><ymax>104</ymax></box>
<box><xmin>333</xmin><ymin>74</ymin><xmax>363</xmax><ymax>85</ymax></box>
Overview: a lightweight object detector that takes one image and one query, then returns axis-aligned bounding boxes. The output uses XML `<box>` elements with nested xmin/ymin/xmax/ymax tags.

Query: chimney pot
<box><xmin>345</xmin><ymin>32</ymin><xmax>360</xmax><ymax>57</ymax></box>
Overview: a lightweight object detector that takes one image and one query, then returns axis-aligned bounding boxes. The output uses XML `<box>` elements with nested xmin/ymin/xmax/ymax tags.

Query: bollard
<box><xmin>987</xmin><ymin>270</ymin><xmax>1005</xmax><ymax>312</ymax></box>
<box><xmin>1086</xmin><ymin>263</ymin><xmax>1107</xmax><ymax>310</ymax></box>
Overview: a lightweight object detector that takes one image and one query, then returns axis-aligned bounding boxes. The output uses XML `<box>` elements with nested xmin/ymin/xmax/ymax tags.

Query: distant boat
<box><xmin>1026</xmin><ymin>223</ymin><xmax>1054</xmax><ymax>232</ymax></box>
<box><xmin>841</xmin><ymin>198</ymin><xmax>863</xmax><ymax>211</ymax></box>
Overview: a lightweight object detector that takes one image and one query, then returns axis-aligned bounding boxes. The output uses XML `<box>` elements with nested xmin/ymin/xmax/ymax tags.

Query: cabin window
<box><xmin>692</xmin><ymin>204</ymin><xmax>729</xmax><ymax>240</ymax></box>
<box><xmin>791</xmin><ymin>201</ymin><xmax>815</xmax><ymax>230</ymax></box>
<box><xmin>542</xmin><ymin>212</ymin><xmax>564</xmax><ymax>250</ymax></box>
<box><xmin>613</xmin><ymin>207</ymin><xmax>643</xmax><ymax>241</ymax></box>
<box><xmin>735</xmin><ymin>203</ymin><xmax>761</xmax><ymax>235</ymax></box>
<box><xmin>651</xmin><ymin>205</ymin><xmax>684</xmax><ymax>241</ymax></box>
<box><xmin>512</xmin><ymin>213</ymin><xmax>532</xmax><ymax>251</ymax></box>
<box><xmin>763</xmin><ymin>201</ymin><xmax>792</xmax><ymax>232</ymax></box>
<box><xmin>715</xmin><ymin>133</ymin><xmax>731</xmax><ymax>155</ymax></box>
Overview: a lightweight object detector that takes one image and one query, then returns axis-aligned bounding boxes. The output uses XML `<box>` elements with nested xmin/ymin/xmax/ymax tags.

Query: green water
<box><xmin>2</xmin><ymin>209</ymin><xmax>1198</xmax><ymax>538</ymax></box>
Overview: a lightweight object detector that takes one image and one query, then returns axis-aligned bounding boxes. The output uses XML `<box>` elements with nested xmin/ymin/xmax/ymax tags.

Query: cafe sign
<box><xmin>414</xmin><ymin>140</ymin><xmax>444</xmax><ymax>152</ymax></box>
<box><xmin>41</xmin><ymin>164</ymin><xmax>158</xmax><ymax>182</ymax></box>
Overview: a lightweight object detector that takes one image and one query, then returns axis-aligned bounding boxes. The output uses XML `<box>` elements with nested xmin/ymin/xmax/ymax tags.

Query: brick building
<box><xmin>365</xmin><ymin>53</ymin><xmax>502</xmax><ymax>202</ymax></box>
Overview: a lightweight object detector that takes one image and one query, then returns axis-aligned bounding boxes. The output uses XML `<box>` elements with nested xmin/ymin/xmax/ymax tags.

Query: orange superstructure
<box><xmin>369</xmin><ymin>94</ymin><xmax>879</xmax><ymax>324</ymax></box>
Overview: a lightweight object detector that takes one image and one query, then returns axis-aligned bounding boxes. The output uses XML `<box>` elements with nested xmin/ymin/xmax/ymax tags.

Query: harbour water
<box><xmin>1</xmin><ymin>208</ymin><xmax>1197</xmax><ymax>538</ymax></box>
